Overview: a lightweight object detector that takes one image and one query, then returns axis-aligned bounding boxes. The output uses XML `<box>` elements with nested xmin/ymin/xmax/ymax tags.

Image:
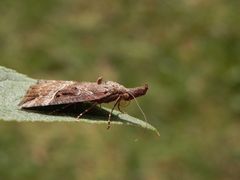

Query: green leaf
<box><xmin>0</xmin><ymin>66</ymin><xmax>159</xmax><ymax>136</ymax></box>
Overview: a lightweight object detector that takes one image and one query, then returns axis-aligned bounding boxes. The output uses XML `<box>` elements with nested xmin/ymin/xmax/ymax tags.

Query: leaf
<box><xmin>0</xmin><ymin>66</ymin><xmax>160</xmax><ymax>136</ymax></box>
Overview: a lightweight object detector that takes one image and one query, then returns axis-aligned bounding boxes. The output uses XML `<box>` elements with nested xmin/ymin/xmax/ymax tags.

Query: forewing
<box><xmin>19</xmin><ymin>80</ymin><xmax>111</xmax><ymax>108</ymax></box>
<box><xmin>48</xmin><ymin>82</ymin><xmax>111</xmax><ymax>105</ymax></box>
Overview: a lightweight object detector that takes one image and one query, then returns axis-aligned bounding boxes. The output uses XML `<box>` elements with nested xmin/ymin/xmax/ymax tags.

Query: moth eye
<box><xmin>123</xmin><ymin>93</ymin><xmax>130</xmax><ymax>99</ymax></box>
<box><xmin>56</xmin><ymin>94</ymin><xmax>61</xmax><ymax>98</ymax></box>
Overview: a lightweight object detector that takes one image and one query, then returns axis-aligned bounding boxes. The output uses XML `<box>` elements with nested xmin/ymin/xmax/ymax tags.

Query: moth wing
<box><xmin>19</xmin><ymin>80</ymin><xmax>111</xmax><ymax>108</ymax></box>
<box><xmin>19</xmin><ymin>80</ymin><xmax>71</xmax><ymax>107</ymax></box>
<box><xmin>48</xmin><ymin>82</ymin><xmax>111</xmax><ymax>106</ymax></box>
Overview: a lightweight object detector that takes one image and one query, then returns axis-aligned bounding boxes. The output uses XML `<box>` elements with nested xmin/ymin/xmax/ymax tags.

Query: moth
<box><xmin>19</xmin><ymin>77</ymin><xmax>148</xmax><ymax>129</ymax></box>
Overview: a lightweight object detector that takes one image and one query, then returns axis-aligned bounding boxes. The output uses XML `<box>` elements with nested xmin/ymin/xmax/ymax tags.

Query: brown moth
<box><xmin>19</xmin><ymin>77</ymin><xmax>148</xmax><ymax>129</ymax></box>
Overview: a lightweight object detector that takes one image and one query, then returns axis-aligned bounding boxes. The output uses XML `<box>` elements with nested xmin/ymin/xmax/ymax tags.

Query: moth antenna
<box><xmin>128</xmin><ymin>92</ymin><xmax>160</xmax><ymax>136</ymax></box>
<box><xmin>128</xmin><ymin>92</ymin><xmax>148</xmax><ymax>124</ymax></box>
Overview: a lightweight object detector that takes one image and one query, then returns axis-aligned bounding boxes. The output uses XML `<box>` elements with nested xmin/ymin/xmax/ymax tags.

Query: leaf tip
<box><xmin>156</xmin><ymin>130</ymin><xmax>160</xmax><ymax>137</ymax></box>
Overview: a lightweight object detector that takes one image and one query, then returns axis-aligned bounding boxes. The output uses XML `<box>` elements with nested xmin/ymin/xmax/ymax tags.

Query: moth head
<box><xmin>124</xmin><ymin>84</ymin><xmax>148</xmax><ymax>100</ymax></box>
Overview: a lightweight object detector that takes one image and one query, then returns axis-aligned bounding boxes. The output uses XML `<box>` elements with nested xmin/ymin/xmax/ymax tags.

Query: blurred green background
<box><xmin>0</xmin><ymin>0</ymin><xmax>240</xmax><ymax>179</ymax></box>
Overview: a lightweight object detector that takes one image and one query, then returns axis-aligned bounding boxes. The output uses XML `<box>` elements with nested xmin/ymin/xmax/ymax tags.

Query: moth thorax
<box><xmin>105</xmin><ymin>81</ymin><xmax>126</xmax><ymax>91</ymax></box>
<box><xmin>105</xmin><ymin>81</ymin><xmax>123</xmax><ymax>87</ymax></box>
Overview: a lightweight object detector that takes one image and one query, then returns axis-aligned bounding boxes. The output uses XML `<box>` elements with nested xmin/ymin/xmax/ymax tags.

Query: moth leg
<box><xmin>118</xmin><ymin>100</ymin><xmax>131</xmax><ymax>113</ymax></box>
<box><xmin>107</xmin><ymin>96</ymin><xmax>122</xmax><ymax>129</ymax></box>
<box><xmin>77</xmin><ymin>102</ymin><xmax>98</xmax><ymax>119</ymax></box>
<box><xmin>117</xmin><ymin>102</ymin><xmax>124</xmax><ymax>113</ymax></box>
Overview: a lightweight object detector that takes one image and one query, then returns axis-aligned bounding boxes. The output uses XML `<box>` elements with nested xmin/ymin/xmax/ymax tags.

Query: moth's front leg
<box><xmin>107</xmin><ymin>96</ymin><xmax>122</xmax><ymax>129</ymax></box>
